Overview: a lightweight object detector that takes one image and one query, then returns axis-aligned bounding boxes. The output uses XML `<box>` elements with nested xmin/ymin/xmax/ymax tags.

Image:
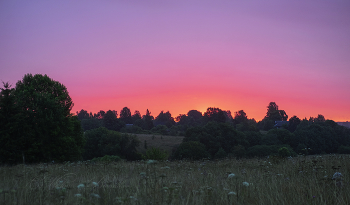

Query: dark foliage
<box><xmin>120</xmin><ymin>107</ymin><xmax>133</xmax><ymax>124</ymax></box>
<box><xmin>0</xmin><ymin>74</ymin><xmax>85</xmax><ymax>164</ymax></box>
<box><xmin>154</xmin><ymin>111</ymin><xmax>175</xmax><ymax>128</ymax></box>
<box><xmin>173</xmin><ymin>141</ymin><xmax>210</xmax><ymax>160</ymax></box>
<box><xmin>103</xmin><ymin>110</ymin><xmax>125</xmax><ymax>131</ymax></box>
<box><xmin>83</xmin><ymin>127</ymin><xmax>141</xmax><ymax>161</ymax></box>
<box><xmin>184</xmin><ymin>122</ymin><xmax>248</xmax><ymax>157</ymax></box>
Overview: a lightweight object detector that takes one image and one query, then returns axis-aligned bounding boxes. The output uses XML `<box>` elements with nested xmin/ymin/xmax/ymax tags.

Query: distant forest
<box><xmin>1</xmin><ymin>74</ymin><xmax>350</xmax><ymax>164</ymax></box>
<box><xmin>76</xmin><ymin>102</ymin><xmax>350</xmax><ymax>160</ymax></box>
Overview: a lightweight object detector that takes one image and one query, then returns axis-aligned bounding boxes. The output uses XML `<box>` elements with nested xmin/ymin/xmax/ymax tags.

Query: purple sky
<box><xmin>1</xmin><ymin>0</ymin><xmax>350</xmax><ymax>121</ymax></box>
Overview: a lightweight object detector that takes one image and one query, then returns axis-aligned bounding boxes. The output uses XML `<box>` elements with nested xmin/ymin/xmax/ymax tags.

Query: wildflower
<box><xmin>77</xmin><ymin>184</ymin><xmax>85</xmax><ymax>189</ymax></box>
<box><xmin>332</xmin><ymin>172</ymin><xmax>343</xmax><ymax>181</ymax></box>
<box><xmin>242</xmin><ymin>182</ymin><xmax>249</xmax><ymax>187</ymax></box>
<box><xmin>228</xmin><ymin>191</ymin><xmax>237</xmax><ymax>195</ymax></box>
<box><xmin>147</xmin><ymin>160</ymin><xmax>157</xmax><ymax>164</ymax></box>
<box><xmin>92</xmin><ymin>182</ymin><xmax>99</xmax><ymax>187</ymax></box>
<box><xmin>227</xmin><ymin>173</ymin><xmax>236</xmax><ymax>179</ymax></box>
<box><xmin>90</xmin><ymin>193</ymin><xmax>101</xmax><ymax>198</ymax></box>
<box><xmin>129</xmin><ymin>196</ymin><xmax>137</xmax><ymax>200</ymax></box>
<box><xmin>75</xmin><ymin>194</ymin><xmax>82</xmax><ymax>197</ymax></box>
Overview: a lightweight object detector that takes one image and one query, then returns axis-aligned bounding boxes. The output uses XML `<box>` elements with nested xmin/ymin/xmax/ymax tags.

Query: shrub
<box><xmin>150</xmin><ymin>125</ymin><xmax>168</xmax><ymax>135</ymax></box>
<box><xmin>173</xmin><ymin>141</ymin><xmax>210</xmax><ymax>160</ymax></box>
<box><xmin>246</xmin><ymin>145</ymin><xmax>277</xmax><ymax>157</ymax></box>
<box><xmin>278</xmin><ymin>147</ymin><xmax>291</xmax><ymax>158</ymax></box>
<box><xmin>92</xmin><ymin>155</ymin><xmax>121</xmax><ymax>163</ymax></box>
<box><xmin>214</xmin><ymin>147</ymin><xmax>227</xmax><ymax>159</ymax></box>
<box><xmin>232</xmin><ymin>145</ymin><xmax>246</xmax><ymax>158</ymax></box>
<box><xmin>143</xmin><ymin>147</ymin><xmax>168</xmax><ymax>160</ymax></box>
<box><xmin>83</xmin><ymin>127</ymin><xmax>140</xmax><ymax>161</ymax></box>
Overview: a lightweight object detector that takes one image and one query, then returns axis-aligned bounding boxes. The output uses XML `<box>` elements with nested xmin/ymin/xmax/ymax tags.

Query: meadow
<box><xmin>0</xmin><ymin>155</ymin><xmax>349</xmax><ymax>205</ymax></box>
<box><xmin>134</xmin><ymin>134</ymin><xmax>184</xmax><ymax>155</ymax></box>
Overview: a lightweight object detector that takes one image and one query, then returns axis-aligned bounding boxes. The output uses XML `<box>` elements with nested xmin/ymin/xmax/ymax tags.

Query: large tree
<box><xmin>142</xmin><ymin>109</ymin><xmax>154</xmax><ymax>130</ymax></box>
<box><xmin>259</xmin><ymin>102</ymin><xmax>288</xmax><ymax>130</ymax></box>
<box><xmin>0</xmin><ymin>74</ymin><xmax>85</xmax><ymax>163</ymax></box>
<box><xmin>203</xmin><ymin>107</ymin><xmax>227</xmax><ymax>123</ymax></box>
<box><xmin>76</xmin><ymin>109</ymin><xmax>90</xmax><ymax>120</ymax></box>
<box><xmin>154</xmin><ymin>110</ymin><xmax>175</xmax><ymax>128</ymax></box>
<box><xmin>103</xmin><ymin>110</ymin><xmax>124</xmax><ymax>131</ymax></box>
<box><xmin>0</xmin><ymin>82</ymin><xmax>23</xmax><ymax>163</ymax></box>
<box><xmin>120</xmin><ymin>107</ymin><xmax>132</xmax><ymax>124</ymax></box>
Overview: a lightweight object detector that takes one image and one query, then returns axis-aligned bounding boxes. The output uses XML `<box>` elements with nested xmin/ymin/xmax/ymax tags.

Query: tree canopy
<box><xmin>0</xmin><ymin>74</ymin><xmax>85</xmax><ymax>163</ymax></box>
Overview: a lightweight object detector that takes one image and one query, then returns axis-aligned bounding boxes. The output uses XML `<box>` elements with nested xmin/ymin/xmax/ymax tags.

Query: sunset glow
<box><xmin>1</xmin><ymin>1</ymin><xmax>349</xmax><ymax>122</ymax></box>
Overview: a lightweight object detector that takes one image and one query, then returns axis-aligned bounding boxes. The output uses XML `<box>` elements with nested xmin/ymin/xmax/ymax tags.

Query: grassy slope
<box><xmin>133</xmin><ymin>134</ymin><xmax>184</xmax><ymax>155</ymax></box>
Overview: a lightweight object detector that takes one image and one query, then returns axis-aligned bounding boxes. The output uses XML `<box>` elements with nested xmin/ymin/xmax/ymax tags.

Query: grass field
<box><xmin>134</xmin><ymin>134</ymin><xmax>184</xmax><ymax>155</ymax></box>
<box><xmin>0</xmin><ymin>154</ymin><xmax>349</xmax><ymax>204</ymax></box>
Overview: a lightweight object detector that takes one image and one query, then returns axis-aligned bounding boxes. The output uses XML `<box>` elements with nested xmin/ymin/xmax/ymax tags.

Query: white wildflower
<box><xmin>147</xmin><ymin>160</ymin><xmax>157</xmax><ymax>164</ymax></box>
<box><xmin>228</xmin><ymin>191</ymin><xmax>237</xmax><ymax>195</ymax></box>
<box><xmin>90</xmin><ymin>193</ymin><xmax>101</xmax><ymax>198</ymax></box>
<box><xmin>228</xmin><ymin>173</ymin><xmax>236</xmax><ymax>179</ymax></box>
<box><xmin>92</xmin><ymin>182</ymin><xmax>99</xmax><ymax>187</ymax></box>
<box><xmin>332</xmin><ymin>172</ymin><xmax>343</xmax><ymax>181</ymax></box>
<box><xmin>242</xmin><ymin>182</ymin><xmax>249</xmax><ymax>187</ymax></box>
<box><xmin>75</xmin><ymin>194</ymin><xmax>82</xmax><ymax>197</ymax></box>
<box><xmin>129</xmin><ymin>196</ymin><xmax>137</xmax><ymax>200</ymax></box>
<box><xmin>77</xmin><ymin>184</ymin><xmax>85</xmax><ymax>189</ymax></box>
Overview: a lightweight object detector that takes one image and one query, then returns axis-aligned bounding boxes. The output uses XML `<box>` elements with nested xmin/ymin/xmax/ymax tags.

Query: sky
<box><xmin>1</xmin><ymin>0</ymin><xmax>350</xmax><ymax>122</ymax></box>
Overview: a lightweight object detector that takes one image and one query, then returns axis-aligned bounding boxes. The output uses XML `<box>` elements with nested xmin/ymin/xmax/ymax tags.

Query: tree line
<box><xmin>76</xmin><ymin>102</ymin><xmax>350</xmax><ymax>160</ymax></box>
<box><xmin>1</xmin><ymin>74</ymin><xmax>350</xmax><ymax>164</ymax></box>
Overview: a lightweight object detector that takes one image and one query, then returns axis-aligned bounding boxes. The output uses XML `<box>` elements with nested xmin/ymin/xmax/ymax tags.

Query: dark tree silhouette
<box><xmin>132</xmin><ymin>110</ymin><xmax>142</xmax><ymax>123</ymax></box>
<box><xmin>94</xmin><ymin>110</ymin><xmax>107</xmax><ymax>119</ymax></box>
<box><xmin>120</xmin><ymin>107</ymin><xmax>132</xmax><ymax>124</ymax></box>
<box><xmin>288</xmin><ymin>116</ymin><xmax>301</xmax><ymax>132</ymax></box>
<box><xmin>0</xmin><ymin>74</ymin><xmax>85</xmax><ymax>163</ymax></box>
<box><xmin>154</xmin><ymin>111</ymin><xmax>175</xmax><ymax>128</ymax></box>
<box><xmin>142</xmin><ymin>109</ymin><xmax>154</xmax><ymax>130</ymax></box>
<box><xmin>234</xmin><ymin>110</ymin><xmax>248</xmax><ymax>124</ymax></box>
<box><xmin>203</xmin><ymin>107</ymin><xmax>226</xmax><ymax>123</ymax></box>
<box><xmin>76</xmin><ymin>109</ymin><xmax>90</xmax><ymax>120</ymax></box>
<box><xmin>103</xmin><ymin>110</ymin><xmax>124</xmax><ymax>131</ymax></box>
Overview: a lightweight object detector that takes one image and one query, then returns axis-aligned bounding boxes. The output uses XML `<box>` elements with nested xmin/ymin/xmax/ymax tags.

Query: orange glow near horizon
<box><xmin>1</xmin><ymin>1</ymin><xmax>350</xmax><ymax>123</ymax></box>
<box><xmin>70</xmin><ymin>91</ymin><xmax>349</xmax><ymax>122</ymax></box>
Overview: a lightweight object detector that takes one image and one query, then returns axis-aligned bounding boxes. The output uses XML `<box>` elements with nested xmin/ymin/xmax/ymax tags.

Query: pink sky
<box><xmin>1</xmin><ymin>0</ymin><xmax>350</xmax><ymax>121</ymax></box>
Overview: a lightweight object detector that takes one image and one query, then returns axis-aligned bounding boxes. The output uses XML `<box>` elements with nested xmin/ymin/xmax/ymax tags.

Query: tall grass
<box><xmin>0</xmin><ymin>155</ymin><xmax>349</xmax><ymax>204</ymax></box>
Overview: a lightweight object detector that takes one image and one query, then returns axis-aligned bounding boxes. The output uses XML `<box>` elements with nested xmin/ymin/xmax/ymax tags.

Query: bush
<box><xmin>150</xmin><ymin>125</ymin><xmax>168</xmax><ymax>135</ymax></box>
<box><xmin>83</xmin><ymin>127</ymin><xmax>140</xmax><ymax>161</ymax></box>
<box><xmin>278</xmin><ymin>147</ymin><xmax>291</xmax><ymax>158</ymax></box>
<box><xmin>120</xmin><ymin>125</ymin><xmax>144</xmax><ymax>134</ymax></box>
<box><xmin>173</xmin><ymin>141</ymin><xmax>210</xmax><ymax>160</ymax></box>
<box><xmin>214</xmin><ymin>147</ymin><xmax>227</xmax><ymax>159</ymax></box>
<box><xmin>246</xmin><ymin>145</ymin><xmax>278</xmax><ymax>157</ymax></box>
<box><xmin>232</xmin><ymin>145</ymin><xmax>246</xmax><ymax>158</ymax></box>
<box><xmin>143</xmin><ymin>147</ymin><xmax>168</xmax><ymax>160</ymax></box>
<box><xmin>92</xmin><ymin>155</ymin><xmax>121</xmax><ymax>163</ymax></box>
